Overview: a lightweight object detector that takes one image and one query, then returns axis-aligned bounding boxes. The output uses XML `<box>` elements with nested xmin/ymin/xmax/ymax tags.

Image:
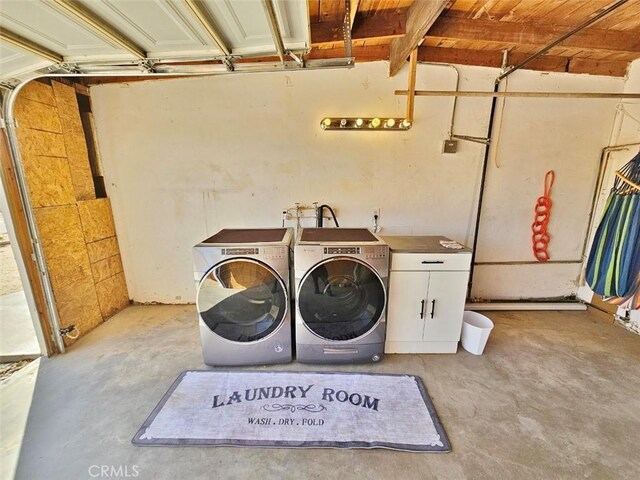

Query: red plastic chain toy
<box><xmin>532</xmin><ymin>170</ymin><xmax>555</xmax><ymax>262</ymax></box>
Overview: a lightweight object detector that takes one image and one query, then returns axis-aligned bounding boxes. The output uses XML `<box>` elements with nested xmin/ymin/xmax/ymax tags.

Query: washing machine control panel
<box><xmin>325</xmin><ymin>247</ymin><xmax>360</xmax><ymax>255</ymax></box>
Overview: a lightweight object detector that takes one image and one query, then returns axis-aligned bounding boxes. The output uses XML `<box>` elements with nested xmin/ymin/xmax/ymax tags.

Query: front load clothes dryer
<box><xmin>193</xmin><ymin>228</ymin><xmax>293</xmax><ymax>366</ymax></box>
<box><xmin>294</xmin><ymin>228</ymin><xmax>389</xmax><ymax>364</ymax></box>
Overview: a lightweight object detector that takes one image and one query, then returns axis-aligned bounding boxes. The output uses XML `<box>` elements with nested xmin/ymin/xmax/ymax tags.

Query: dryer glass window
<box><xmin>298</xmin><ymin>258</ymin><xmax>385</xmax><ymax>341</ymax></box>
<box><xmin>197</xmin><ymin>259</ymin><xmax>287</xmax><ymax>342</ymax></box>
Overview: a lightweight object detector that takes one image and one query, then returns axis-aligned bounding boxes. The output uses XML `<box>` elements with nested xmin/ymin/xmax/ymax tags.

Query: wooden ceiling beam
<box><xmin>306</xmin><ymin>44</ymin><xmax>390</xmax><ymax>63</ymax></box>
<box><xmin>567</xmin><ymin>57</ymin><xmax>630</xmax><ymax>77</ymax></box>
<box><xmin>311</xmin><ymin>9</ymin><xmax>406</xmax><ymax>45</ymax></box>
<box><xmin>427</xmin><ymin>16</ymin><xmax>640</xmax><ymax>55</ymax></box>
<box><xmin>419</xmin><ymin>46</ymin><xmax>568</xmax><ymax>73</ymax></box>
<box><xmin>418</xmin><ymin>46</ymin><xmax>629</xmax><ymax>77</ymax></box>
<box><xmin>388</xmin><ymin>0</ymin><xmax>448</xmax><ymax>76</ymax></box>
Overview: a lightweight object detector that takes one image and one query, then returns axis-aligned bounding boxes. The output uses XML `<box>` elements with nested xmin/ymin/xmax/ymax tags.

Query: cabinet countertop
<box><xmin>380</xmin><ymin>235</ymin><xmax>472</xmax><ymax>254</ymax></box>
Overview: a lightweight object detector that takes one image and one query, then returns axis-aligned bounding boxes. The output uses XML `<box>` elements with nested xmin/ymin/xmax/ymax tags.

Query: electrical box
<box><xmin>442</xmin><ymin>140</ymin><xmax>458</xmax><ymax>154</ymax></box>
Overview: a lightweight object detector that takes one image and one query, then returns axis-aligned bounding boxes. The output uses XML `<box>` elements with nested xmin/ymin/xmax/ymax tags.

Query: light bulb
<box><xmin>401</xmin><ymin>119</ymin><xmax>411</xmax><ymax>128</ymax></box>
<box><xmin>385</xmin><ymin>118</ymin><xmax>396</xmax><ymax>128</ymax></box>
<box><xmin>355</xmin><ymin>118</ymin><xmax>363</xmax><ymax>127</ymax></box>
<box><xmin>321</xmin><ymin>118</ymin><xmax>331</xmax><ymax>129</ymax></box>
<box><xmin>340</xmin><ymin>118</ymin><xmax>347</xmax><ymax>127</ymax></box>
<box><xmin>371</xmin><ymin>118</ymin><xmax>381</xmax><ymax>128</ymax></box>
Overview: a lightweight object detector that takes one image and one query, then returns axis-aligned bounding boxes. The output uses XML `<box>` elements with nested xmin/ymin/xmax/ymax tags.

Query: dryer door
<box><xmin>197</xmin><ymin>259</ymin><xmax>287</xmax><ymax>342</ymax></box>
<box><xmin>298</xmin><ymin>257</ymin><xmax>386</xmax><ymax>341</ymax></box>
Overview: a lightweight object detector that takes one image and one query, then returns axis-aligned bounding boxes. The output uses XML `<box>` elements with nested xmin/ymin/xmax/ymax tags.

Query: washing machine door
<box><xmin>197</xmin><ymin>258</ymin><xmax>287</xmax><ymax>342</ymax></box>
<box><xmin>298</xmin><ymin>257</ymin><xmax>386</xmax><ymax>341</ymax></box>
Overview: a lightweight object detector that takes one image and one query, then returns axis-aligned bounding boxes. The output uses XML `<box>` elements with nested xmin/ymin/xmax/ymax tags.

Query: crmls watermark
<box><xmin>88</xmin><ymin>465</ymin><xmax>140</xmax><ymax>478</ymax></box>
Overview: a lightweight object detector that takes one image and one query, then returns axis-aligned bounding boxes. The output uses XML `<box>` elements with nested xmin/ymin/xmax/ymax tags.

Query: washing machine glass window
<box><xmin>197</xmin><ymin>259</ymin><xmax>287</xmax><ymax>343</ymax></box>
<box><xmin>298</xmin><ymin>257</ymin><xmax>385</xmax><ymax>341</ymax></box>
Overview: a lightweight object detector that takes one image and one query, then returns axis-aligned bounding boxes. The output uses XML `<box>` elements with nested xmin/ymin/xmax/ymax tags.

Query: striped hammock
<box><xmin>586</xmin><ymin>151</ymin><xmax>640</xmax><ymax>309</ymax></box>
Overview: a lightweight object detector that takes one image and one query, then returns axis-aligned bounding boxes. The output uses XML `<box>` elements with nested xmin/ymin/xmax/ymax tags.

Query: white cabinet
<box><xmin>382</xmin><ymin>237</ymin><xmax>471</xmax><ymax>354</ymax></box>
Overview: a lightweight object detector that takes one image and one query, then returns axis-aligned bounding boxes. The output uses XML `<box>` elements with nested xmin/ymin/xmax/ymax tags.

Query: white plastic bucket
<box><xmin>461</xmin><ymin>311</ymin><xmax>494</xmax><ymax>355</ymax></box>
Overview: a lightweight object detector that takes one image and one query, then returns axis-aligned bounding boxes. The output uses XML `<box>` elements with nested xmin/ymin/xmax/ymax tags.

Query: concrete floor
<box><xmin>0</xmin><ymin>230</ymin><xmax>41</xmax><ymax>361</ymax></box>
<box><xmin>1</xmin><ymin>305</ymin><xmax>639</xmax><ymax>480</ymax></box>
<box><xmin>0</xmin><ymin>291</ymin><xmax>40</xmax><ymax>362</ymax></box>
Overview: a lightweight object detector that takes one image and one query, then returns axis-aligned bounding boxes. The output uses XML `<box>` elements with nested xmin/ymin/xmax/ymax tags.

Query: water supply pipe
<box><xmin>316</xmin><ymin>204</ymin><xmax>340</xmax><ymax>227</ymax></box>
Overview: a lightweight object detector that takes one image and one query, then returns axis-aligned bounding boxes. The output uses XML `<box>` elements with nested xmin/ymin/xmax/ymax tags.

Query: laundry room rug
<box><xmin>132</xmin><ymin>371</ymin><xmax>450</xmax><ymax>452</ymax></box>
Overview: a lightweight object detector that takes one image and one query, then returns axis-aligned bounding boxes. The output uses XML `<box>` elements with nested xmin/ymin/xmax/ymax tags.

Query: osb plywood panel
<box><xmin>22</xmin><ymin>154</ymin><xmax>75</xmax><ymax>208</ymax></box>
<box><xmin>18</xmin><ymin>80</ymin><xmax>56</xmax><ymax>106</ymax></box>
<box><xmin>91</xmin><ymin>254</ymin><xmax>124</xmax><ymax>284</ymax></box>
<box><xmin>63</xmin><ymin>131</ymin><xmax>95</xmax><ymax>201</ymax></box>
<box><xmin>95</xmin><ymin>272</ymin><xmax>129</xmax><ymax>319</ymax></box>
<box><xmin>87</xmin><ymin>236</ymin><xmax>120</xmax><ymax>263</ymax></box>
<box><xmin>51</xmin><ymin>81</ymin><xmax>82</xmax><ymax>124</ymax></box>
<box><xmin>13</xmin><ymin>96</ymin><xmax>62</xmax><ymax>133</ymax></box>
<box><xmin>33</xmin><ymin>205</ymin><xmax>93</xmax><ymax>291</ymax></box>
<box><xmin>52</xmin><ymin>81</ymin><xmax>95</xmax><ymax>201</ymax></box>
<box><xmin>52</xmin><ymin>272</ymin><xmax>102</xmax><ymax>339</ymax></box>
<box><xmin>17</xmin><ymin>128</ymin><xmax>66</xmax><ymax>158</ymax></box>
<box><xmin>78</xmin><ymin>198</ymin><xmax>116</xmax><ymax>243</ymax></box>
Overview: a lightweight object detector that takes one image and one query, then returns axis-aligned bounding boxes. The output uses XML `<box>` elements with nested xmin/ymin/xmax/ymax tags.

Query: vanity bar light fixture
<box><xmin>320</xmin><ymin>117</ymin><xmax>412</xmax><ymax>131</ymax></box>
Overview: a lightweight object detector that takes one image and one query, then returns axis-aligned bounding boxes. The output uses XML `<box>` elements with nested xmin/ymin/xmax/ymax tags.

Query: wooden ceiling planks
<box><xmin>307</xmin><ymin>0</ymin><xmax>640</xmax><ymax>77</ymax></box>
<box><xmin>309</xmin><ymin>0</ymin><xmax>321</xmax><ymax>22</ymax></box>
<box><xmin>515</xmin><ymin>0</ymin><xmax>582</xmax><ymax>23</ymax></box>
<box><xmin>319</xmin><ymin>0</ymin><xmax>344</xmax><ymax>22</ymax></box>
<box><xmin>354</xmin><ymin>0</ymin><xmax>411</xmax><ymax>18</ymax></box>
<box><xmin>470</xmin><ymin>0</ymin><xmax>526</xmax><ymax>21</ymax></box>
<box><xmin>587</xmin><ymin>1</ymin><xmax>640</xmax><ymax>31</ymax></box>
<box><xmin>502</xmin><ymin>0</ymin><xmax>548</xmax><ymax>22</ymax></box>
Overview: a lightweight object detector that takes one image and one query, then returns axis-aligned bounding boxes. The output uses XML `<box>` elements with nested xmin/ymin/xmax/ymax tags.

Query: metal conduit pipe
<box><xmin>466</xmin><ymin>80</ymin><xmax>500</xmax><ymax>300</ymax></box>
<box><xmin>417</xmin><ymin>61</ymin><xmax>459</xmax><ymax>139</ymax></box>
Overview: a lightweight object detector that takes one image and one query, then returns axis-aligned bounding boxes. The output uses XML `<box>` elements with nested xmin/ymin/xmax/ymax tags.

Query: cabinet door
<box><xmin>424</xmin><ymin>271</ymin><xmax>469</xmax><ymax>342</ymax></box>
<box><xmin>386</xmin><ymin>271</ymin><xmax>430</xmax><ymax>342</ymax></box>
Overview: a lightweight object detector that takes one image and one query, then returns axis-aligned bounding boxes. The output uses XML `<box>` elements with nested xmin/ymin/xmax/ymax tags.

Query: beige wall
<box><xmin>90</xmin><ymin>62</ymin><xmax>624</xmax><ymax>303</ymax></box>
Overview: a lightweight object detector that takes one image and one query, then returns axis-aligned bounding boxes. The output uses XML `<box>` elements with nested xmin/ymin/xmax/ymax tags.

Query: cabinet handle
<box><xmin>421</xmin><ymin>260</ymin><xmax>444</xmax><ymax>264</ymax></box>
<box><xmin>430</xmin><ymin>299</ymin><xmax>436</xmax><ymax>319</ymax></box>
<box><xmin>419</xmin><ymin>299</ymin><xmax>425</xmax><ymax>319</ymax></box>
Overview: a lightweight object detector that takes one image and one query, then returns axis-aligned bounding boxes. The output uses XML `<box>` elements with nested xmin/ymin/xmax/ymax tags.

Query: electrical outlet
<box><xmin>443</xmin><ymin>139</ymin><xmax>458</xmax><ymax>154</ymax></box>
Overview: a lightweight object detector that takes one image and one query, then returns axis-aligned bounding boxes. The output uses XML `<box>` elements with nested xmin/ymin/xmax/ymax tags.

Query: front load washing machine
<box><xmin>193</xmin><ymin>228</ymin><xmax>293</xmax><ymax>366</ymax></box>
<box><xmin>294</xmin><ymin>228</ymin><xmax>389</xmax><ymax>364</ymax></box>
